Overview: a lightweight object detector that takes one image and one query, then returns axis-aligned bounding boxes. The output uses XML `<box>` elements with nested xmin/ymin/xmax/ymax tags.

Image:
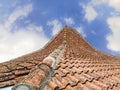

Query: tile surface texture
<box><xmin>0</xmin><ymin>26</ymin><xmax>120</xmax><ymax>90</ymax></box>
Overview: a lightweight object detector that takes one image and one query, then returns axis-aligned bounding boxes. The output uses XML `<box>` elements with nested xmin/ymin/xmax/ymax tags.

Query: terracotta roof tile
<box><xmin>92</xmin><ymin>80</ymin><xmax>109</xmax><ymax>89</ymax></box>
<box><xmin>55</xmin><ymin>74</ymin><xmax>68</xmax><ymax>89</ymax></box>
<box><xmin>52</xmin><ymin>77</ymin><xmax>65</xmax><ymax>89</ymax></box>
<box><xmin>44</xmin><ymin>85</ymin><xmax>53</xmax><ymax>90</ymax></box>
<box><xmin>0</xmin><ymin>80</ymin><xmax>16</xmax><ymax>88</ymax></box>
<box><xmin>47</xmin><ymin>81</ymin><xmax>59</xmax><ymax>90</ymax></box>
<box><xmin>85</xmin><ymin>82</ymin><xmax>102</xmax><ymax>90</ymax></box>
<box><xmin>0</xmin><ymin>26</ymin><xmax>120</xmax><ymax>90</ymax></box>
<box><xmin>14</xmin><ymin>69</ymin><xmax>30</xmax><ymax>76</ymax></box>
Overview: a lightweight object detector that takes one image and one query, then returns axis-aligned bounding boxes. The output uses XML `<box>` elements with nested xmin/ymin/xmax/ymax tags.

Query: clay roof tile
<box><xmin>0</xmin><ymin>26</ymin><xmax>120</xmax><ymax>90</ymax></box>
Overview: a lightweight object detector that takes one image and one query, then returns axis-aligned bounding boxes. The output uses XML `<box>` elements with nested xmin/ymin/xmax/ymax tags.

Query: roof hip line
<box><xmin>12</xmin><ymin>41</ymin><xmax>66</xmax><ymax>90</ymax></box>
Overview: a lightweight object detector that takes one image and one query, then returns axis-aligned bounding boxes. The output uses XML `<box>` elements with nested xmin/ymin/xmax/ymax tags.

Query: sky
<box><xmin>1</xmin><ymin>0</ymin><xmax>120</xmax><ymax>89</ymax></box>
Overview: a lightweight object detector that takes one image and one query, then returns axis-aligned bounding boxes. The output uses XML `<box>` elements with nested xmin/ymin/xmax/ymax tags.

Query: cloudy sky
<box><xmin>1</xmin><ymin>0</ymin><xmax>120</xmax><ymax>89</ymax></box>
<box><xmin>0</xmin><ymin>0</ymin><xmax>120</xmax><ymax>62</ymax></box>
<box><xmin>0</xmin><ymin>0</ymin><xmax>120</xmax><ymax>61</ymax></box>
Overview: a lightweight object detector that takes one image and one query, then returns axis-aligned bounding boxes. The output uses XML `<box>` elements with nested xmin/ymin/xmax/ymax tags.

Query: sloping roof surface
<box><xmin>0</xmin><ymin>26</ymin><xmax>120</xmax><ymax>90</ymax></box>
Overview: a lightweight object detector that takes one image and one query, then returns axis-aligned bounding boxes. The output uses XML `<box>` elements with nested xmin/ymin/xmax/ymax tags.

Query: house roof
<box><xmin>0</xmin><ymin>26</ymin><xmax>120</xmax><ymax>90</ymax></box>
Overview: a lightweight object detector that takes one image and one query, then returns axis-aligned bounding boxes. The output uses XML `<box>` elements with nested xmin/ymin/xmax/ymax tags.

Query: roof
<box><xmin>0</xmin><ymin>26</ymin><xmax>120</xmax><ymax>90</ymax></box>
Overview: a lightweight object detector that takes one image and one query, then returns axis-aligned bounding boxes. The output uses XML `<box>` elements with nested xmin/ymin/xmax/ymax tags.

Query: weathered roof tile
<box><xmin>0</xmin><ymin>26</ymin><xmax>120</xmax><ymax>90</ymax></box>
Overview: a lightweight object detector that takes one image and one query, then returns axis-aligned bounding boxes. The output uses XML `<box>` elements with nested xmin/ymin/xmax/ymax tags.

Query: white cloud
<box><xmin>0</xmin><ymin>24</ymin><xmax>49</xmax><ymax>63</ymax></box>
<box><xmin>90</xmin><ymin>0</ymin><xmax>107</xmax><ymax>6</ymax></box>
<box><xmin>1</xmin><ymin>86</ymin><xmax>12</xmax><ymax>90</ymax></box>
<box><xmin>5</xmin><ymin>4</ymin><xmax>32</xmax><ymax>30</ymax></box>
<box><xmin>108</xmin><ymin>0</ymin><xmax>120</xmax><ymax>12</ymax></box>
<box><xmin>91</xmin><ymin>0</ymin><xmax>120</xmax><ymax>12</ymax></box>
<box><xmin>64</xmin><ymin>17</ymin><xmax>75</xmax><ymax>25</ymax></box>
<box><xmin>82</xmin><ymin>5</ymin><xmax>98</xmax><ymax>22</ymax></box>
<box><xmin>47</xmin><ymin>19</ymin><xmax>62</xmax><ymax>36</ymax></box>
<box><xmin>27</xmin><ymin>24</ymin><xmax>43</xmax><ymax>32</ymax></box>
<box><xmin>0</xmin><ymin>4</ymin><xmax>49</xmax><ymax>63</ymax></box>
<box><xmin>106</xmin><ymin>16</ymin><xmax>120</xmax><ymax>52</ymax></box>
<box><xmin>76</xmin><ymin>26</ymin><xmax>86</xmax><ymax>37</ymax></box>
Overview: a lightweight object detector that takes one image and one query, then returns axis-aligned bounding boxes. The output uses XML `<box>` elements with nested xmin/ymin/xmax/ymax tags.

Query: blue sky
<box><xmin>0</xmin><ymin>0</ymin><xmax>120</xmax><ymax>62</ymax></box>
<box><xmin>0</xmin><ymin>0</ymin><xmax>120</xmax><ymax>89</ymax></box>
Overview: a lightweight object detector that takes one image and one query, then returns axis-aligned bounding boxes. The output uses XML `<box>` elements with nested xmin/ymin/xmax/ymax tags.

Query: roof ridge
<box><xmin>2</xmin><ymin>26</ymin><xmax>94</xmax><ymax>63</ymax></box>
<box><xmin>1</xmin><ymin>26</ymin><xmax>120</xmax><ymax>89</ymax></box>
<box><xmin>12</xmin><ymin>42</ymin><xmax>66</xmax><ymax>90</ymax></box>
